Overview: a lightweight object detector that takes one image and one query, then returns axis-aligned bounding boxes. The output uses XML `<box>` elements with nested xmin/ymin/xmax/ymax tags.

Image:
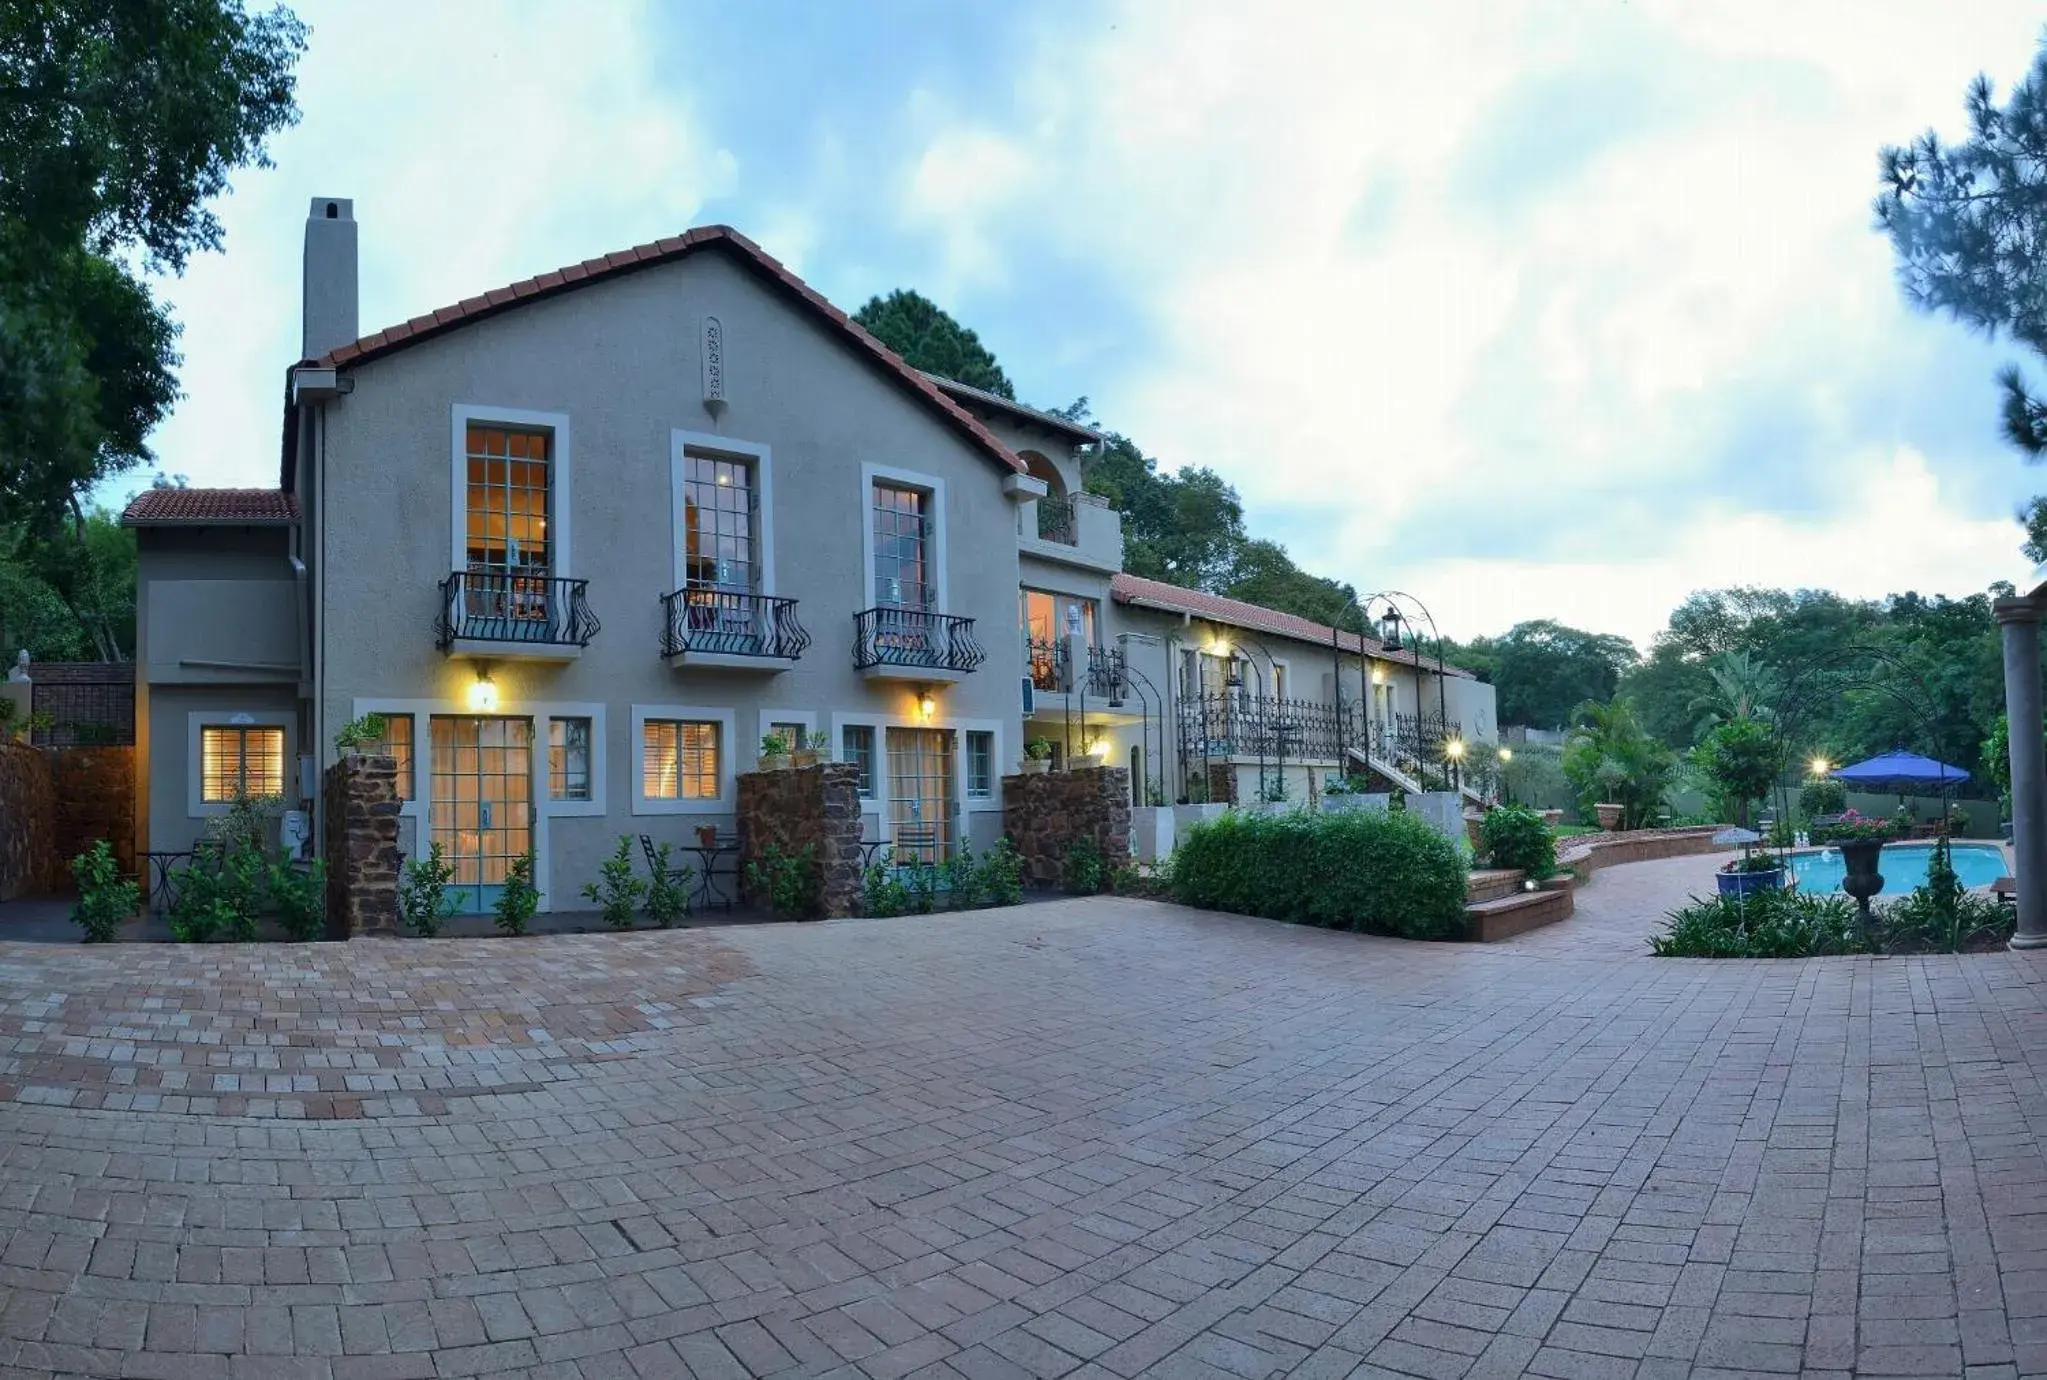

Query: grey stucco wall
<box><xmin>310</xmin><ymin>247</ymin><xmax>1026</xmax><ymax>908</ymax></box>
<box><xmin>143</xmin><ymin>682</ymin><xmax>301</xmax><ymax>856</ymax></box>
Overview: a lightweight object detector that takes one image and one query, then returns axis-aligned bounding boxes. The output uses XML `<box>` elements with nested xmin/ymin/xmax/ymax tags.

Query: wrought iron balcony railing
<box><xmin>661</xmin><ymin>589</ymin><xmax>810</xmax><ymax>661</ymax></box>
<box><xmin>1085</xmin><ymin>644</ymin><xmax>1126</xmax><ymax>698</ymax></box>
<box><xmin>1026</xmin><ymin>637</ymin><xmax>1067</xmax><ymax>692</ymax></box>
<box><xmin>1035</xmin><ymin>495</ymin><xmax>1077</xmax><ymax>545</ymax></box>
<box><xmin>855</xmin><ymin>607</ymin><xmax>986</xmax><ymax>674</ymax></box>
<box><xmin>435</xmin><ymin>572</ymin><xmax>598</xmax><ymax>650</ymax></box>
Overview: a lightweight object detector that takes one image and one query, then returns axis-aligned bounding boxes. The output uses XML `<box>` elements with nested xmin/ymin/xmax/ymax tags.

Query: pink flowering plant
<box><xmin>1816</xmin><ymin>808</ymin><xmax>1900</xmax><ymax>844</ymax></box>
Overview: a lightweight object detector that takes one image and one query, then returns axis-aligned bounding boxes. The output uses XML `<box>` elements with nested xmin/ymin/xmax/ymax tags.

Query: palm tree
<box><xmin>1689</xmin><ymin>650</ymin><xmax>1779</xmax><ymax>740</ymax></box>
<box><xmin>1563</xmin><ymin>697</ymin><xmax>1677</xmax><ymax>829</ymax></box>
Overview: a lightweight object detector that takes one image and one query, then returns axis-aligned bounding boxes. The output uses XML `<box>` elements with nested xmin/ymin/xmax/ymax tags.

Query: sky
<box><xmin>141</xmin><ymin>0</ymin><xmax>2047</xmax><ymax>647</ymax></box>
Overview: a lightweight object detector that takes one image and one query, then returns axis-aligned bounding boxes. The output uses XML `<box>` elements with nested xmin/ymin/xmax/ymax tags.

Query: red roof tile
<box><xmin>120</xmin><ymin>488</ymin><xmax>301</xmax><ymax>526</ymax></box>
<box><xmin>300</xmin><ymin>225</ymin><xmax>1027</xmax><ymax>480</ymax></box>
<box><xmin>1110</xmin><ymin>573</ymin><xmax>1474</xmax><ymax>677</ymax></box>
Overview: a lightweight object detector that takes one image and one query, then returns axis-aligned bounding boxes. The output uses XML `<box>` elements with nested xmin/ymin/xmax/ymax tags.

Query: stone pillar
<box><xmin>1999</xmin><ymin>598</ymin><xmax>2047</xmax><ymax>949</ymax></box>
<box><xmin>1001</xmin><ymin>765</ymin><xmax>1132</xmax><ymax>887</ymax></box>
<box><xmin>322</xmin><ymin>754</ymin><xmax>402</xmax><ymax>937</ymax></box>
<box><xmin>736</xmin><ymin>763</ymin><xmax>862</xmax><ymax>918</ymax></box>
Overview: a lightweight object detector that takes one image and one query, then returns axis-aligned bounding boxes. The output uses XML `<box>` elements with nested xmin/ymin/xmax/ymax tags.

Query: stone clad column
<box><xmin>1996</xmin><ymin>595</ymin><xmax>2047</xmax><ymax>949</ymax></box>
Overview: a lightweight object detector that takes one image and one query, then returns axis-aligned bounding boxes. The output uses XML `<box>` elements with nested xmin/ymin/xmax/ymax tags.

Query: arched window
<box><xmin>1021</xmin><ymin>450</ymin><xmax>1075</xmax><ymax>544</ymax></box>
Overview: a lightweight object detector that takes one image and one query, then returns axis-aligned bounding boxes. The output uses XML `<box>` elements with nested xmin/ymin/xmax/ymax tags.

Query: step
<box><xmin>1465</xmin><ymin>884</ymin><xmax>1573</xmax><ymax>942</ymax></box>
<box><xmin>1466</xmin><ymin>868</ymin><xmax>1525</xmax><ymax>904</ymax></box>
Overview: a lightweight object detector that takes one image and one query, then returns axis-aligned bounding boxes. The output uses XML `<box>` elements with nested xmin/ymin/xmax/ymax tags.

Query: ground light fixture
<box><xmin>467</xmin><ymin>668</ymin><xmax>498</xmax><ymax>713</ymax></box>
<box><xmin>1810</xmin><ymin>755</ymin><xmax>1832</xmax><ymax>776</ymax></box>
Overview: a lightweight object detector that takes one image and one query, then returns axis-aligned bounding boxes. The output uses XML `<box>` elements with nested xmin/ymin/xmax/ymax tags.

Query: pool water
<box><xmin>1787</xmin><ymin>843</ymin><xmax>2008</xmax><ymax>896</ymax></box>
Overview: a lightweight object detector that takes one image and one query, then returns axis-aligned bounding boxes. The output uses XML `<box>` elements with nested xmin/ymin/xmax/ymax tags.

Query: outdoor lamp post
<box><xmin>1498</xmin><ymin>745</ymin><xmax>1513</xmax><ymax>805</ymax></box>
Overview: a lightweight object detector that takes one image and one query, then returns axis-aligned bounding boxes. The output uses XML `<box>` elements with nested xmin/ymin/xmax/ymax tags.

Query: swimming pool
<box><xmin>1787</xmin><ymin>843</ymin><xmax>2008</xmax><ymax>896</ymax></box>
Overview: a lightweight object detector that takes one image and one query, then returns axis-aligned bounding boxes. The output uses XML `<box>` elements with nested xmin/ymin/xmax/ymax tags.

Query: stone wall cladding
<box><xmin>0</xmin><ymin>742</ymin><xmax>58</xmax><ymax>901</ymax></box>
<box><xmin>323</xmin><ymin>754</ymin><xmax>401</xmax><ymax>938</ymax></box>
<box><xmin>1002</xmin><ymin>766</ymin><xmax>1133</xmax><ymax>887</ymax></box>
<box><xmin>47</xmin><ymin>747</ymin><xmax>135</xmax><ymax>882</ymax></box>
<box><xmin>1561</xmin><ymin>826</ymin><xmax>1722</xmax><ymax>881</ymax></box>
<box><xmin>737</xmin><ymin>763</ymin><xmax>862</xmax><ymax>918</ymax></box>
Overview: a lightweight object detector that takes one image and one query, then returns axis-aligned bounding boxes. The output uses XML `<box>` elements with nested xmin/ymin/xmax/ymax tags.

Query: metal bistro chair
<box><xmin>639</xmin><ymin>834</ymin><xmax>690</xmax><ymax>889</ymax></box>
<box><xmin>893</xmin><ymin>823</ymin><xmax>939</xmax><ymax>865</ymax></box>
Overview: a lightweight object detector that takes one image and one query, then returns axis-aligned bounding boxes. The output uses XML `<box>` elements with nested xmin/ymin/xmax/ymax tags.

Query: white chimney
<box><xmin>302</xmin><ymin>197</ymin><xmax>358</xmax><ymax>360</ymax></box>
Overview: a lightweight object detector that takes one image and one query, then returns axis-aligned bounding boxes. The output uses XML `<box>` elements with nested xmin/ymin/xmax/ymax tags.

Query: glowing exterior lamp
<box><xmin>916</xmin><ymin>687</ymin><xmax>937</xmax><ymax>721</ymax></box>
<box><xmin>468</xmin><ymin>669</ymin><xmax>499</xmax><ymax>713</ymax></box>
<box><xmin>1377</xmin><ymin>603</ymin><xmax>1404</xmax><ymax>653</ymax></box>
<box><xmin>1498</xmin><ymin>747</ymin><xmax>1514</xmax><ymax>764</ymax></box>
<box><xmin>1809</xmin><ymin>755</ymin><xmax>1832</xmax><ymax>777</ymax></box>
<box><xmin>1089</xmin><ymin>738</ymin><xmax>1111</xmax><ymax>760</ymax></box>
<box><xmin>1444</xmin><ymin>737</ymin><xmax>1467</xmax><ymax>761</ymax></box>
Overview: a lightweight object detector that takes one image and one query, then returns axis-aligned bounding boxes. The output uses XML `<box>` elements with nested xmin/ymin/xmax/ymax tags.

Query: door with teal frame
<box><xmin>430</xmin><ymin>715</ymin><xmax>533</xmax><ymax>914</ymax></box>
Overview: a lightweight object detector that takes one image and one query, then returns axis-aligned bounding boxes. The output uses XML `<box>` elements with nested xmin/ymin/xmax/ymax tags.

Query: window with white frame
<box><xmin>370</xmin><ymin>714</ymin><xmax>414</xmax><ymax>801</ymax></box>
<box><xmin>767</xmin><ymin>720</ymin><xmax>806</xmax><ymax>754</ymax></box>
<box><xmin>871</xmin><ymin>482</ymin><xmax>931</xmax><ymax>608</ymax></box>
<box><xmin>681</xmin><ymin>451</ymin><xmax>758</xmax><ymax>593</ymax></box>
<box><xmin>966</xmin><ymin>730</ymin><xmax>994</xmax><ymax>798</ymax></box>
<box><xmin>200</xmin><ymin>726</ymin><xmax>286</xmax><ymax>802</ymax></box>
<box><xmin>465</xmin><ymin>424</ymin><xmax>552</xmax><ymax>578</ymax></box>
<box><xmin>642</xmin><ymin>719</ymin><xmax>719</xmax><ymax>800</ymax></box>
<box><xmin>549</xmin><ymin>717</ymin><xmax>592</xmax><ymax>801</ymax></box>
<box><xmin>841</xmin><ymin>725</ymin><xmax>876</xmax><ymax>797</ymax></box>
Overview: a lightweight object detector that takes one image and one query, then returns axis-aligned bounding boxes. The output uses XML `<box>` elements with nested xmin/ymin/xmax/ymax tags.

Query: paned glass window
<box><xmin>201</xmin><ymin>726</ymin><xmax>286</xmax><ymax>802</ymax></box>
<box><xmin>643</xmin><ymin>720</ymin><xmax>718</xmax><ymax>799</ymax></box>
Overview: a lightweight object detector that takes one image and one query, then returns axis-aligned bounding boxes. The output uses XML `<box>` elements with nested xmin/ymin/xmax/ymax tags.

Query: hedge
<box><xmin>1169</xmin><ymin>808</ymin><xmax>1470</xmax><ymax>940</ymax></box>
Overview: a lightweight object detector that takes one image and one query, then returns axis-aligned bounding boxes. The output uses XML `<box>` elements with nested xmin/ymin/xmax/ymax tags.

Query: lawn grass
<box><xmin>1552</xmin><ymin>823</ymin><xmax>1600</xmax><ymax>837</ymax></box>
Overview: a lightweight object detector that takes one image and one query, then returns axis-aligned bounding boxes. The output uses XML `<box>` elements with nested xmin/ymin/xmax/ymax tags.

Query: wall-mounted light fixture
<box><xmin>468</xmin><ymin>668</ymin><xmax>499</xmax><ymax>713</ymax></box>
<box><xmin>916</xmin><ymin>686</ymin><xmax>936</xmax><ymax>721</ymax></box>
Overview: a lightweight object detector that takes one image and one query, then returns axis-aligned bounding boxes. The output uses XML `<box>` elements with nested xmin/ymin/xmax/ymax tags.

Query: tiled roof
<box><xmin>1110</xmin><ymin>573</ymin><xmax>1475</xmax><ymax>677</ymax></box>
<box><xmin>304</xmin><ymin>224</ymin><xmax>1027</xmax><ymax>478</ymax></box>
<box><xmin>120</xmin><ymin>488</ymin><xmax>301</xmax><ymax>526</ymax></box>
<box><xmin>924</xmin><ymin>374</ymin><xmax>1104</xmax><ymax>445</ymax></box>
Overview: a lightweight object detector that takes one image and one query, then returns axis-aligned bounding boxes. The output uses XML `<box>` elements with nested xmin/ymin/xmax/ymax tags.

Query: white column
<box><xmin>1997</xmin><ymin>596</ymin><xmax>2047</xmax><ymax>949</ymax></box>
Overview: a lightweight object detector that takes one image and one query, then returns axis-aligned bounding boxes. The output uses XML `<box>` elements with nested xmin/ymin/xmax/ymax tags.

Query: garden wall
<box><xmin>737</xmin><ymin>763</ymin><xmax>863</xmax><ymax>918</ymax></box>
<box><xmin>1004</xmin><ymin>766</ymin><xmax>1131</xmax><ymax>886</ymax></box>
<box><xmin>1560</xmin><ymin>826</ymin><xmax>1723</xmax><ymax>882</ymax></box>
<box><xmin>0</xmin><ymin>741</ymin><xmax>57</xmax><ymax>902</ymax></box>
<box><xmin>47</xmin><ymin>747</ymin><xmax>134</xmax><ymax>882</ymax></box>
<box><xmin>322</xmin><ymin>754</ymin><xmax>401</xmax><ymax>937</ymax></box>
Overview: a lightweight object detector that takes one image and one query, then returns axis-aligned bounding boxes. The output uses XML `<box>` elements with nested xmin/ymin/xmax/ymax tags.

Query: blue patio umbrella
<box><xmin>1829</xmin><ymin>749</ymin><xmax>1971</xmax><ymax>794</ymax></box>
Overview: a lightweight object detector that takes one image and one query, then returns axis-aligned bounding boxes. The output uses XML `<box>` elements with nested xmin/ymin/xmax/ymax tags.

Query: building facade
<box><xmin>126</xmin><ymin>202</ymin><xmax>1495</xmax><ymax>911</ymax></box>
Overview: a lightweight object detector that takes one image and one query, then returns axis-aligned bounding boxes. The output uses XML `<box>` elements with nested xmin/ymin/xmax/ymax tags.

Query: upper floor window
<box><xmin>872</xmin><ymin>483</ymin><xmax>931</xmax><ymax>609</ymax></box>
<box><xmin>682</xmin><ymin>451</ymin><xmax>757</xmax><ymax>592</ymax></box>
<box><xmin>1021</xmin><ymin>590</ymin><xmax>1096</xmax><ymax>645</ymax></box>
<box><xmin>465</xmin><ymin>425</ymin><xmax>551</xmax><ymax>579</ymax></box>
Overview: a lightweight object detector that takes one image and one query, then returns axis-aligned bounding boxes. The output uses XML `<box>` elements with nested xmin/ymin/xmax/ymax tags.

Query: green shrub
<box><xmin>1879</xmin><ymin>841</ymin><xmax>2011</xmax><ymax>953</ymax></box>
<box><xmin>493</xmin><ymin>852</ymin><xmax>539</xmax><ymax>936</ymax></box>
<box><xmin>982</xmin><ymin>839</ymin><xmax>1024</xmax><ymax>906</ymax></box>
<box><xmin>1170</xmin><ymin>809</ymin><xmax>1469</xmax><ymax>941</ymax></box>
<box><xmin>400</xmin><ymin>843</ymin><xmax>459</xmax><ymax>937</ymax></box>
<box><xmin>69</xmin><ymin>840</ymin><xmax>138</xmax><ymax>943</ymax></box>
<box><xmin>942</xmin><ymin>840</ymin><xmax>984</xmax><ymax>907</ymax></box>
<box><xmin>168</xmin><ymin>841</ymin><xmax>264</xmax><ymax>943</ymax></box>
<box><xmin>862</xmin><ymin>851</ymin><xmax>911</xmax><ymax>917</ymax></box>
<box><xmin>1480</xmin><ymin>806</ymin><xmax>1555</xmax><ymax>877</ymax></box>
<box><xmin>903</xmin><ymin>857</ymin><xmax>941</xmax><ymax>913</ymax></box>
<box><xmin>1690</xmin><ymin>716</ymin><xmax>1783</xmax><ymax>828</ymax></box>
<box><xmin>1062</xmin><ymin>838</ymin><xmax>1104</xmax><ymax>895</ymax></box>
<box><xmin>1799</xmin><ymin>778</ymin><xmax>1847</xmax><ymax>819</ymax></box>
<box><xmin>1649</xmin><ymin>888</ymin><xmax>1867</xmax><ymax>958</ymax></box>
<box><xmin>581</xmin><ymin>836</ymin><xmax>647</xmax><ymax>930</ymax></box>
<box><xmin>746</xmin><ymin>844</ymin><xmax>821</xmax><ymax>920</ymax></box>
<box><xmin>1765</xmin><ymin>816</ymin><xmax>1798</xmax><ymax>848</ymax></box>
<box><xmin>642</xmin><ymin>842</ymin><xmax>690</xmax><ymax>927</ymax></box>
<box><xmin>268</xmin><ymin>858</ymin><xmax>327</xmax><ymax>942</ymax></box>
<box><xmin>332</xmin><ymin>712</ymin><xmax>388</xmax><ymax>755</ymax></box>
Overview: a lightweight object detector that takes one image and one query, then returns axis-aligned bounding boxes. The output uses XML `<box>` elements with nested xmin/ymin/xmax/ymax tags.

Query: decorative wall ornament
<box><xmin>700</xmin><ymin>315</ymin><xmax>727</xmax><ymax>416</ymax></box>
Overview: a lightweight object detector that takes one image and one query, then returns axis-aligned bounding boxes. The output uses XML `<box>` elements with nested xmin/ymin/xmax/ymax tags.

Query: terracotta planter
<box><xmin>1019</xmin><ymin>758</ymin><xmax>1050</xmax><ymax>775</ymax></box>
<box><xmin>695</xmin><ymin>825</ymin><xmax>719</xmax><ymax>849</ymax></box>
<box><xmin>1594</xmin><ymin>803</ymin><xmax>1624</xmax><ymax>831</ymax></box>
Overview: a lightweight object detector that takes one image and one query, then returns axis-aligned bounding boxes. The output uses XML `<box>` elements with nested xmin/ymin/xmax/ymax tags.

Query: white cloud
<box><xmin>140</xmin><ymin>0</ymin><xmax>735</xmax><ymax>493</ymax></box>
<box><xmin>1412</xmin><ymin>447</ymin><xmax>2028</xmax><ymax>646</ymax></box>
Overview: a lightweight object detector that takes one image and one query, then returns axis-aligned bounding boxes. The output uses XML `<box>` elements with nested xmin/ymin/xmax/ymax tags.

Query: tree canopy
<box><xmin>1446</xmin><ymin>620</ymin><xmax>1638</xmax><ymax>729</ymax></box>
<box><xmin>1877</xmin><ymin>34</ymin><xmax>2047</xmax><ymax>560</ymax></box>
<box><xmin>0</xmin><ymin>0</ymin><xmax>304</xmax><ymax>658</ymax></box>
<box><xmin>854</xmin><ymin>289</ymin><xmax>1014</xmax><ymax>399</ymax></box>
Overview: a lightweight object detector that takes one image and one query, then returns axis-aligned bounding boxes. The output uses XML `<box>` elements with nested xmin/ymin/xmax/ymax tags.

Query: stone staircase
<box><xmin>1463</xmin><ymin>866</ymin><xmax>1574</xmax><ymax>941</ymax></box>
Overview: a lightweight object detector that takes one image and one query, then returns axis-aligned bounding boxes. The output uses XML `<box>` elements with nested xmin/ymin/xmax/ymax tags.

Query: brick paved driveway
<box><xmin>1</xmin><ymin>850</ymin><xmax>2045</xmax><ymax>1379</ymax></box>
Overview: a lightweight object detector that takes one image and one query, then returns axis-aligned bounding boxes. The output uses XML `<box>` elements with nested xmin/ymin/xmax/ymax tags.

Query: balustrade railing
<box><xmin>661</xmin><ymin>589</ymin><xmax>810</xmax><ymax>661</ymax></box>
<box><xmin>855</xmin><ymin>607</ymin><xmax>987</xmax><ymax>673</ymax></box>
<box><xmin>434</xmin><ymin>572</ymin><xmax>599</xmax><ymax>649</ymax></box>
<box><xmin>1035</xmin><ymin>495</ymin><xmax>1077</xmax><ymax>545</ymax></box>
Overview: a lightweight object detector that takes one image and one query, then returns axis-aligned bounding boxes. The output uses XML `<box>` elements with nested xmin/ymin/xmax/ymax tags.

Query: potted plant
<box><xmin>332</xmin><ymin>712</ymin><xmax>387</xmax><ymax>757</ymax></box>
<box><xmin>1817</xmin><ymin>809</ymin><xmax>1899</xmax><ymax>926</ymax></box>
<box><xmin>1593</xmin><ymin>802</ymin><xmax>1624</xmax><ymax>831</ymax></box>
<box><xmin>758</xmin><ymin>731</ymin><xmax>792</xmax><ymax>771</ymax></box>
<box><xmin>793</xmin><ymin>729</ymin><xmax>829</xmax><ymax>769</ymax></box>
<box><xmin>1715</xmin><ymin>851</ymin><xmax>1786</xmax><ymax>897</ymax></box>
<box><xmin>1020</xmin><ymin>739</ymin><xmax>1054</xmax><ymax>775</ymax></box>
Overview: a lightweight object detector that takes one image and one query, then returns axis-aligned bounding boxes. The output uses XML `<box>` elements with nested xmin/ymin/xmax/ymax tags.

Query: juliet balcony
<box><xmin>854</xmin><ymin>607</ymin><xmax>986</xmax><ymax>683</ymax></box>
<box><xmin>435</xmin><ymin>572</ymin><xmax>598</xmax><ymax>661</ymax></box>
<box><xmin>661</xmin><ymin>589</ymin><xmax>810</xmax><ymax>671</ymax></box>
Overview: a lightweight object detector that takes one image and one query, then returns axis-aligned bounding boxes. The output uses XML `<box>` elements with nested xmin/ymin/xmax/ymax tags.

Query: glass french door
<box><xmin>430</xmin><ymin>715</ymin><xmax>533</xmax><ymax>913</ymax></box>
<box><xmin>885</xmin><ymin>727</ymin><xmax>956</xmax><ymax>862</ymax></box>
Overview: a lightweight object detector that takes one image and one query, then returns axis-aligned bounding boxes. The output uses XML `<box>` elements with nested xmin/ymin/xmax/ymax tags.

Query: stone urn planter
<box><xmin>1538</xmin><ymin>808</ymin><xmax>1563</xmax><ymax>827</ymax></box>
<box><xmin>1463</xmin><ymin>812</ymin><xmax>1487</xmax><ymax>852</ymax></box>
<box><xmin>1837</xmin><ymin>838</ymin><xmax>1885</xmax><ymax>927</ymax></box>
<box><xmin>1594</xmin><ymin>803</ymin><xmax>1624</xmax><ymax>831</ymax></box>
